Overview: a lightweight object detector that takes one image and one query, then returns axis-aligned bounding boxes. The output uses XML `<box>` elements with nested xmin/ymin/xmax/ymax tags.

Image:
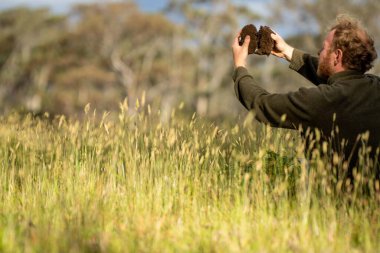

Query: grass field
<box><xmin>0</xmin><ymin>102</ymin><xmax>379</xmax><ymax>253</ymax></box>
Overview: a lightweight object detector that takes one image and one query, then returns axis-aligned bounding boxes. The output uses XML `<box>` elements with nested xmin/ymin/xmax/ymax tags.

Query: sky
<box><xmin>0</xmin><ymin>0</ymin><xmax>297</xmax><ymax>36</ymax></box>
<box><xmin>0</xmin><ymin>0</ymin><xmax>168</xmax><ymax>13</ymax></box>
<box><xmin>0</xmin><ymin>0</ymin><xmax>270</xmax><ymax>15</ymax></box>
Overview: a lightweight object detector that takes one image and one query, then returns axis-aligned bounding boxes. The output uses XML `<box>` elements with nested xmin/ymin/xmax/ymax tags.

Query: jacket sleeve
<box><xmin>289</xmin><ymin>49</ymin><xmax>326</xmax><ymax>86</ymax></box>
<box><xmin>233</xmin><ymin>67</ymin><xmax>339</xmax><ymax>130</ymax></box>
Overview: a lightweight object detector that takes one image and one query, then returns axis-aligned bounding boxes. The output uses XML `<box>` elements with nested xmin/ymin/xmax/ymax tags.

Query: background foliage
<box><xmin>0</xmin><ymin>0</ymin><xmax>378</xmax><ymax>119</ymax></box>
<box><xmin>1</xmin><ymin>1</ymin><xmax>380</xmax><ymax>252</ymax></box>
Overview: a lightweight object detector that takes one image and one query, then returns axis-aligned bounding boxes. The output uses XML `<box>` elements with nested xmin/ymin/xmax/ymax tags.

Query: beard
<box><xmin>317</xmin><ymin>54</ymin><xmax>334</xmax><ymax>80</ymax></box>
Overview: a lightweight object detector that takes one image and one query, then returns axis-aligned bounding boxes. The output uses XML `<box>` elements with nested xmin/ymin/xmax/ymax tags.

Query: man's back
<box><xmin>327</xmin><ymin>72</ymin><xmax>380</xmax><ymax>171</ymax></box>
<box><xmin>288</xmin><ymin>51</ymin><xmax>380</xmax><ymax>171</ymax></box>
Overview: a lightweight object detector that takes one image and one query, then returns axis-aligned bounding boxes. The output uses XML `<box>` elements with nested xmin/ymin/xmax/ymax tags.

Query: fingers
<box><xmin>235</xmin><ymin>30</ymin><xmax>242</xmax><ymax>39</ymax></box>
<box><xmin>232</xmin><ymin>35</ymin><xmax>239</xmax><ymax>47</ymax></box>
<box><xmin>271</xmin><ymin>51</ymin><xmax>281</xmax><ymax>57</ymax></box>
<box><xmin>271</xmin><ymin>32</ymin><xmax>282</xmax><ymax>43</ymax></box>
<box><xmin>232</xmin><ymin>30</ymin><xmax>242</xmax><ymax>47</ymax></box>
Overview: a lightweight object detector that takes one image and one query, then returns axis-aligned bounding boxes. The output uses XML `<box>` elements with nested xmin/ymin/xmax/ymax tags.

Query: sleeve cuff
<box><xmin>232</xmin><ymin>66</ymin><xmax>249</xmax><ymax>82</ymax></box>
<box><xmin>289</xmin><ymin>49</ymin><xmax>305</xmax><ymax>71</ymax></box>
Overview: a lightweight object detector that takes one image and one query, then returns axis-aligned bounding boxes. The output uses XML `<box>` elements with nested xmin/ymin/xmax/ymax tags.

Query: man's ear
<box><xmin>334</xmin><ymin>49</ymin><xmax>343</xmax><ymax>66</ymax></box>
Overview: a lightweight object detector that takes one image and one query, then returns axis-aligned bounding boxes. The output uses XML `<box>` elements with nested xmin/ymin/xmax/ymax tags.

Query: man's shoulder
<box><xmin>329</xmin><ymin>71</ymin><xmax>379</xmax><ymax>87</ymax></box>
<box><xmin>364</xmin><ymin>73</ymin><xmax>380</xmax><ymax>81</ymax></box>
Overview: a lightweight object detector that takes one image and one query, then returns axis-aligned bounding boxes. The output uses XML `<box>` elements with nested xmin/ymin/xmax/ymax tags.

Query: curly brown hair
<box><xmin>329</xmin><ymin>15</ymin><xmax>377</xmax><ymax>73</ymax></box>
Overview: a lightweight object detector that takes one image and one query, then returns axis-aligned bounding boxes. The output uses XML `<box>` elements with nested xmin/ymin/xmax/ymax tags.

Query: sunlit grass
<box><xmin>0</xmin><ymin>101</ymin><xmax>379</xmax><ymax>253</ymax></box>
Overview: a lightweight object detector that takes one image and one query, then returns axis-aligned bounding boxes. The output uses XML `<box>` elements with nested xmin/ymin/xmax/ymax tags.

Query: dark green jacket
<box><xmin>233</xmin><ymin>49</ymin><xmax>380</xmax><ymax>171</ymax></box>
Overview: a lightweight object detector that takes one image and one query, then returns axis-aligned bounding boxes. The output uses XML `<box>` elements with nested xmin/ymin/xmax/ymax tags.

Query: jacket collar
<box><xmin>327</xmin><ymin>70</ymin><xmax>363</xmax><ymax>85</ymax></box>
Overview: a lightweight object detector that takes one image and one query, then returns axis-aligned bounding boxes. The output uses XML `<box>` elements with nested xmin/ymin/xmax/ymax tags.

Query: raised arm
<box><xmin>271</xmin><ymin>33</ymin><xmax>326</xmax><ymax>86</ymax></box>
<box><xmin>231</xmin><ymin>30</ymin><xmax>335</xmax><ymax>130</ymax></box>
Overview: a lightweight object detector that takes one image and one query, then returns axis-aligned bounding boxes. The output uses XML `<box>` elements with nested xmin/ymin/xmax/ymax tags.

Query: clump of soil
<box><xmin>239</xmin><ymin>24</ymin><xmax>257</xmax><ymax>54</ymax></box>
<box><xmin>256</xmin><ymin>26</ymin><xmax>275</xmax><ymax>56</ymax></box>
<box><xmin>239</xmin><ymin>24</ymin><xmax>275</xmax><ymax>56</ymax></box>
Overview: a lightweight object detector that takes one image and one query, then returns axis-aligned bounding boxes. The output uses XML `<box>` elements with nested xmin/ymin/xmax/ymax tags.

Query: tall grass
<box><xmin>0</xmin><ymin>101</ymin><xmax>379</xmax><ymax>253</ymax></box>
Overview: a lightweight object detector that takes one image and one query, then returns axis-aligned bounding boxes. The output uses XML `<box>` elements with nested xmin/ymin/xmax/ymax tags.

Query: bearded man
<box><xmin>232</xmin><ymin>15</ymin><xmax>379</xmax><ymax>180</ymax></box>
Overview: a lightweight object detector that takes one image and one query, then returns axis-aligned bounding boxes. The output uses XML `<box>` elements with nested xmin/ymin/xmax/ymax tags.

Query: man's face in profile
<box><xmin>317</xmin><ymin>30</ymin><xmax>336</xmax><ymax>79</ymax></box>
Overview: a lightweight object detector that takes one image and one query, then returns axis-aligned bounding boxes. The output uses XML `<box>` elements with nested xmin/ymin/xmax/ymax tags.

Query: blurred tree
<box><xmin>54</xmin><ymin>2</ymin><xmax>177</xmax><ymax>114</ymax></box>
<box><xmin>0</xmin><ymin>7</ymin><xmax>66</xmax><ymax>113</ymax></box>
<box><xmin>0</xmin><ymin>1</ymin><xmax>378</xmax><ymax>118</ymax></box>
<box><xmin>0</xmin><ymin>3</ymin><xmax>178</xmax><ymax>116</ymax></box>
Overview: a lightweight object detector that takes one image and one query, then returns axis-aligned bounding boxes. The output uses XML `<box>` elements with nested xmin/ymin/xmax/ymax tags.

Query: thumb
<box><xmin>243</xmin><ymin>35</ymin><xmax>251</xmax><ymax>48</ymax></box>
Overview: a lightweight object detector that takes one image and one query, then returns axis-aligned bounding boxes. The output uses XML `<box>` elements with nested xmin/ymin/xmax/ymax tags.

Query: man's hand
<box><xmin>270</xmin><ymin>32</ymin><xmax>294</xmax><ymax>62</ymax></box>
<box><xmin>232</xmin><ymin>31</ymin><xmax>250</xmax><ymax>68</ymax></box>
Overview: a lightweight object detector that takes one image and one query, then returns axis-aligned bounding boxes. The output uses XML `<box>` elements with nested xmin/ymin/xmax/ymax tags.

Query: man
<box><xmin>232</xmin><ymin>15</ymin><xmax>379</xmax><ymax>179</ymax></box>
